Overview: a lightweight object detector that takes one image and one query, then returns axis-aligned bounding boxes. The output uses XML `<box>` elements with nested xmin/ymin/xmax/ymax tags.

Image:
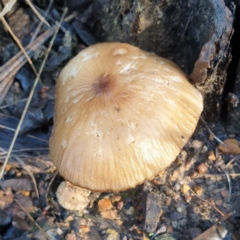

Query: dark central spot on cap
<box><xmin>92</xmin><ymin>73</ymin><xmax>114</xmax><ymax>96</ymax></box>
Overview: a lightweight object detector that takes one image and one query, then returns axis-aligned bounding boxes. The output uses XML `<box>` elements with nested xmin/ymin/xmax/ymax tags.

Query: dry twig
<box><xmin>14</xmin><ymin>197</ymin><xmax>52</xmax><ymax>240</ymax></box>
<box><xmin>200</xmin><ymin>117</ymin><xmax>226</xmax><ymax>146</ymax></box>
<box><xmin>25</xmin><ymin>0</ymin><xmax>50</xmax><ymax>27</ymax></box>
<box><xmin>0</xmin><ymin>8</ymin><xmax>68</xmax><ymax>179</ymax></box>
<box><xmin>14</xmin><ymin>155</ymin><xmax>39</xmax><ymax>198</ymax></box>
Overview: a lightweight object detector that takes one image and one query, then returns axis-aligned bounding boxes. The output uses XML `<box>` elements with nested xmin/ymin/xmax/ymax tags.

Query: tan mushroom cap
<box><xmin>49</xmin><ymin>42</ymin><xmax>203</xmax><ymax>192</ymax></box>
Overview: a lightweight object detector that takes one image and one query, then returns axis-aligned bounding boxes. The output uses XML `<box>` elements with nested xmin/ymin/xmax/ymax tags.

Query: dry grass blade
<box><xmin>0</xmin><ymin>11</ymin><xmax>77</xmax><ymax>103</ymax></box>
<box><xmin>200</xmin><ymin>117</ymin><xmax>226</xmax><ymax>146</ymax></box>
<box><xmin>45</xmin><ymin>170</ymin><xmax>58</xmax><ymax>205</ymax></box>
<box><xmin>0</xmin><ymin>148</ymin><xmax>49</xmax><ymax>156</ymax></box>
<box><xmin>1</xmin><ymin>17</ymin><xmax>40</xmax><ymax>80</ymax></box>
<box><xmin>25</xmin><ymin>0</ymin><xmax>49</xmax><ymax>27</ymax></box>
<box><xmin>0</xmin><ymin>0</ymin><xmax>16</xmax><ymax>18</ymax></box>
<box><xmin>0</xmin><ymin>8</ymin><xmax>68</xmax><ymax>179</ymax></box>
<box><xmin>0</xmin><ymin>124</ymin><xmax>49</xmax><ymax>143</ymax></box>
<box><xmin>219</xmin><ymin>167</ymin><xmax>232</xmax><ymax>202</ymax></box>
<box><xmin>30</xmin><ymin>0</ymin><xmax>53</xmax><ymax>43</ymax></box>
<box><xmin>14</xmin><ymin>197</ymin><xmax>52</xmax><ymax>240</ymax></box>
<box><xmin>189</xmin><ymin>188</ymin><xmax>226</xmax><ymax>217</ymax></box>
<box><xmin>14</xmin><ymin>155</ymin><xmax>39</xmax><ymax>198</ymax></box>
<box><xmin>0</xmin><ymin>98</ymin><xmax>27</xmax><ymax>109</ymax></box>
<box><xmin>0</xmin><ymin>26</ymin><xmax>55</xmax><ymax>103</ymax></box>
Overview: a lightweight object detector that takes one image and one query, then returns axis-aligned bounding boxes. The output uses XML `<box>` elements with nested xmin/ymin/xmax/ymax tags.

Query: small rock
<box><xmin>98</xmin><ymin>198</ymin><xmax>113</xmax><ymax>212</ymax></box>
<box><xmin>209</xmin><ymin>134</ymin><xmax>214</xmax><ymax>141</ymax></box>
<box><xmin>106</xmin><ymin>228</ymin><xmax>120</xmax><ymax>240</ymax></box>
<box><xmin>201</xmin><ymin>145</ymin><xmax>208</xmax><ymax>153</ymax></box>
<box><xmin>189</xmin><ymin>171</ymin><xmax>198</xmax><ymax>178</ymax></box>
<box><xmin>101</xmin><ymin>210</ymin><xmax>118</xmax><ymax>219</ymax></box>
<box><xmin>164</xmin><ymin>197</ymin><xmax>171</xmax><ymax>206</ymax></box>
<box><xmin>56</xmin><ymin>181</ymin><xmax>90</xmax><ymax>211</ymax></box>
<box><xmin>184</xmin><ymin>195</ymin><xmax>192</xmax><ymax>202</ymax></box>
<box><xmin>193</xmin><ymin>186</ymin><xmax>203</xmax><ymax>196</ymax></box>
<box><xmin>221</xmin><ymin>190</ymin><xmax>228</xmax><ymax>198</ymax></box>
<box><xmin>208</xmin><ymin>151</ymin><xmax>216</xmax><ymax>161</ymax></box>
<box><xmin>174</xmin><ymin>182</ymin><xmax>181</xmax><ymax>191</ymax></box>
<box><xmin>117</xmin><ymin>201</ymin><xmax>124</xmax><ymax>210</ymax></box>
<box><xmin>218</xmin><ymin>138</ymin><xmax>240</xmax><ymax>154</ymax></box>
<box><xmin>180</xmin><ymin>184</ymin><xmax>190</xmax><ymax>194</ymax></box>
<box><xmin>123</xmin><ymin>206</ymin><xmax>135</xmax><ymax>215</ymax></box>
<box><xmin>143</xmin><ymin>192</ymin><xmax>162</xmax><ymax>233</ymax></box>
<box><xmin>111</xmin><ymin>195</ymin><xmax>121</xmax><ymax>203</ymax></box>
<box><xmin>196</xmin><ymin>163</ymin><xmax>208</xmax><ymax>174</ymax></box>
<box><xmin>65</xmin><ymin>231</ymin><xmax>77</xmax><ymax>240</ymax></box>
<box><xmin>0</xmin><ymin>187</ymin><xmax>13</xmax><ymax>209</ymax></box>
<box><xmin>80</xmin><ymin>225</ymin><xmax>91</xmax><ymax>233</ymax></box>
<box><xmin>191</xmin><ymin>140</ymin><xmax>203</xmax><ymax>149</ymax></box>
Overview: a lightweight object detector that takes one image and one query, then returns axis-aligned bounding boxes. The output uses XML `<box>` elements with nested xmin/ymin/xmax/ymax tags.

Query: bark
<box><xmin>91</xmin><ymin>0</ymin><xmax>233</xmax><ymax>120</ymax></box>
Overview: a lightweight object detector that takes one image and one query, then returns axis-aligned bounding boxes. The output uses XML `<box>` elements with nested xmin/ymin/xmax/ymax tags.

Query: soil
<box><xmin>0</xmin><ymin>0</ymin><xmax>240</xmax><ymax>239</ymax></box>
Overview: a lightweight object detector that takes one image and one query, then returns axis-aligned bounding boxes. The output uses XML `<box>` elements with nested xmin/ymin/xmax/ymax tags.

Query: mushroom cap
<box><xmin>49</xmin><ymin>42</ymin><xmax>203</xmax><ymax>192</ymax></box>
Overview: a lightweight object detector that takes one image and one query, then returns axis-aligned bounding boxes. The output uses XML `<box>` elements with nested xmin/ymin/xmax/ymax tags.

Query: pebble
<box><xmin>208</xmin><ymin>151</ymin><xmax>216</xmax><ymax>161</ymax></box>
<box><xmin>100</xmin><ymin>209</ymin><xmax>118</xmax><ymax>219</ymax></box>
<box><xmin>98</xmin><ymin>198</ymin><xmax>113</xmax><ymax>212</ymax></box>
<box><xmin>80</xmin><ymin>225</ymin><xmax>91</xmax><ymax>233</ymax></box>
<box><xmin>218</xmin><ymin>138</ymin><xmax>240</xmax><ymax>154</ymax></box>
<box><xmin>196</xmin><ymin>163</ymin><xmax>208</xmax><ymax>174</ymax></box>
<box><xmin>56</xmin><ymin>181</ymin><xmax>90</xmax><ymax>211</ymax></box>
<box><xmin>117</xmin><ymin>201</ymin><xmax>124</xmax><ymax>210</ymax></box>
<box><xmin>180</xmin><ymin>184</ymin><xmax>190</xmax><ymax>194</ymax></box>
<box><xmin>193</xmin><ymin>186</ymin><xmax>203</xmax><ymax>196</ymax></box>
<box><xmin>111</xmin><ymin>195</ymin><xmax>121</xmax><ymax>203</ymax></box>
<box><xmin>123</xmin><ymin>206</ymin><xmax>135</xmax><ymax>215</ymax></box>
<box><xmin>191</xmin><ymin>140</ymin><xmax>203</xmax><ymax>149</ymax></box>
<box><xmin>0</xmin><ymin>187</ymin><xmax>13</xmax><ymax>209</ymax></box>
<box><xmin>65</xmin><ymin>231</ymin><xmax>77</xmax><ymax>240</ymax></box>
<box><xmin>184</xmin><ymin>195</ymin><xmax>192</xmax><ymax>202</ymax></box>
<box><xmin>174</xmin><ymin>182</ymin><xmax>181</xmax><ymax>191</ymax></box>
<box><xmin>221</xmin><ymin>190</ymin><xmax>228</xmax><ymax>198</ymax></box>
<box><xmin>106</xmin><ymin>228</ymin><xmax>120</xmax><ymax>240</ymax></box>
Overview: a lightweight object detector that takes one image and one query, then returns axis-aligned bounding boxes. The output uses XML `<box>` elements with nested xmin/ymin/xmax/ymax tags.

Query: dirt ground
<box><xmin>0</xmin><ymin>0</ymin><xmax>240</xmax><ymax>239</ymax></box>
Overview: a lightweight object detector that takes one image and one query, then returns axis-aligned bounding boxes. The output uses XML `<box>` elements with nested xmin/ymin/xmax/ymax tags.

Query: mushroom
<box><xmin>49</xmin><ymin>42</ymin><xmax>203</xmax><ymax>192</ymax></box>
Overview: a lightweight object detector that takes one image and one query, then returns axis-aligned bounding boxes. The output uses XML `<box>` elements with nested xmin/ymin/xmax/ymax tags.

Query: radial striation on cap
<box><xmin>49</xmin><ymin>42</ymin><xmax>203</xmax><ymax>192</ymax></box>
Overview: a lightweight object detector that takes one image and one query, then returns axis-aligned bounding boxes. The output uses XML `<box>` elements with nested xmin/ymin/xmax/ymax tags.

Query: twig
<box><xmin>30</xmin><ymin>0</ymin><xmax>53</xmax><ymax>43</ymax></box>
<box><xmin>45</xmin><ymin>170</ymin><xmax>58</xmax><ymax>204</ymax></box>
<box><xmin>218</xmin><ymin>167</ymin><xmax>232</xmax><ymax>202</ymax></box>
<box><xmin>194</xmin><ymin>173</ymin><xmax>240</xmax><ymax>178</ymax></box>
<box><xmin>0</xmin><ymin>124</ymin><xmax>49</xmax><ymax>143</ymax></box>
<box><xmin>1</xmin><ymin>17</ymin><xmax>40</xmax><ymax>80</ymax></box>
<box><xmin>0</xmin><ymin>8</ymin><xmax>68</xmax><ymax>179</ymax></box>
<box><xmin>0</xmin><ymin>0</ymin><xmax>16</xmax><ymax>18</ymax></box>
<box><xmin>0</xmin><ymin>11</ymin><xmax>77</xmax><ymax>102</ymax></box>
<box><xmin>189</xmin><ymin>188</ymin><xmax>225</xmax><ymax>217</ymax></box>
<box><xmin>25</xmin><ymin>0</ymin><xmax>49</xmax><ymax>27</ymax></box>
<box><xmin>0</xmin><ymin>98</ymin><xmax>27</xmax><ymax>109</ymax></box>
<box><xmin>200</xmin><ymin>117</ymin><xmax>226</xmax><ymax>146</ymax></box>
<box><xmin>14</xmin><ymin>155</ymin><xmax>39</xmax><ymax>198</ymax></box>
<box><xmin>14</xmin><ymin>197</ymin><xmax>52</xmax><ymax>240</ymax></box>
<box><xmin>226</xmin><ymin>154</ymin><xmax>240</xmax><ymax>168</ymax></box>
<box><xmin>0</xmin><ymin>27</ymin><xmax>55</xmax><ymax>102</ymax></box>
<box><xmin>0</xmin><ymin>148</ymin><xmax>49</xmax><ymax>156</ymax></box>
